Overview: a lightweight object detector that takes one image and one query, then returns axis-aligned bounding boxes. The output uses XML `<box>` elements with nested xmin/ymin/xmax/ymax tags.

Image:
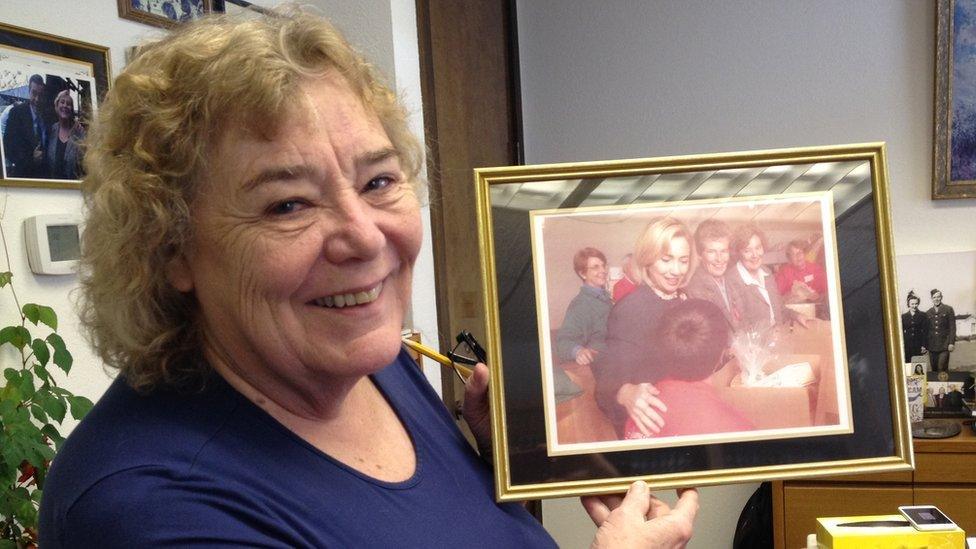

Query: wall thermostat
<box><xmin>24</xmin><ymin>214</ymin><xmax>83</xmax><ymax>275</ymax></box>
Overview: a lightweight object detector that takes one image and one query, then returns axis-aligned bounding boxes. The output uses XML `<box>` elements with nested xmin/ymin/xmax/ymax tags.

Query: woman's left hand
<box><xmin>583</xmin><ymin>483</ymin><xmax>699</xmax><ymax>548</ymax></box>
<box><xmin>462</xmin><ymin>363</ymin><xmax>492</xmax><ymax>458</ymax></box>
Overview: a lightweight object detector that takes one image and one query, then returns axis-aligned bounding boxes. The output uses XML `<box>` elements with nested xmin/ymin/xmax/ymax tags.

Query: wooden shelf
<box><xmin>773</xmin><ymin>419</ymin><xmax>976</xmax><ymax>549</ymax></box>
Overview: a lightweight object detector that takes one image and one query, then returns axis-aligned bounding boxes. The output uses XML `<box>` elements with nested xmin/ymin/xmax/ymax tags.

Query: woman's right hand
<box><xmin>575</xmin><ymin>347</ymin><xmax>599</xmax><ymax>365</ymax></box>
<box><xmin>616</xmin><ymin>382</ymin><xmax>667</xmax><ymax>436</ymax></box>
<box><xmin>583</xmin><ymin>482</ymin><xmax>698</xmax><ymax>549</ymax></box>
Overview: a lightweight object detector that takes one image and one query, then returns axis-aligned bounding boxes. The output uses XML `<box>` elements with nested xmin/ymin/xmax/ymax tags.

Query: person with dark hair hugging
<box><xmin>624</xmin><ymin>299</ymin><xmax>754</xmax><ymax>440</ymax></box>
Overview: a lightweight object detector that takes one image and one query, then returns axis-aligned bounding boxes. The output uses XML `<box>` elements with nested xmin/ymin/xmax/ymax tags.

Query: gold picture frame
<box><xmin>117</xmin><ymin>0</ymin><xmax>220</xmax><ymax>29</ymax></box>
<box><xmin>934</xmin><ymin>0</ymin><xmax>976</xmax><ymax>199</ymax></box>
<box><xmin>475</xmin><ymin>143</ymin><xmax>912</xmax><ymax>501</ymax></box>
<box><xmin>0</xmin><ymin>23</ymin><xmax>110</xmax><ymax>190</ymax></box>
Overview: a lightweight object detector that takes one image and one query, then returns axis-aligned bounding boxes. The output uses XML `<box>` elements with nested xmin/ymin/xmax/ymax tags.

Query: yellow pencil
<box><xmin>401</xmin><ymin>337</ymin><xmax>473</xmax><ymax>380</ymax></box>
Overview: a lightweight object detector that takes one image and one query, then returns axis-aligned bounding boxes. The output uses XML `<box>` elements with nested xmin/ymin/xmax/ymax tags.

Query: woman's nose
<box><xmin>322</xmin><ymin>198</ymin><xmax>385</xmax><ymax>263</ymax></box>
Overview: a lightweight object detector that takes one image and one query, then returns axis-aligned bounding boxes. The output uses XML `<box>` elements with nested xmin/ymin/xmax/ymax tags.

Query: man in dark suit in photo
<box><xmin>926</xmin><ymin>288</ymin><xmax>955</xmax><ymax>372</ymax></box>
<box><xmin>2</xmin><ymin>74</ymin><xmax>48</xmax><ymax>178</ymax></box>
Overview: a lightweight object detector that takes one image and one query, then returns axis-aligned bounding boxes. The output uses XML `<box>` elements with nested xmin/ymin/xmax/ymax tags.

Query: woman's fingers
<box><xmin>630</xmin><ymin>384</ymin><xmax>667</xmax><ymax>435</ymax></box>
<box><xmin>581</xmin><ymin>496</ymin><xmax>612</xmax><ymax>526</ymax></box>
<box><xmin>462</xmin><ymin>363</ymin><xmax>492</xmax><ymax>455</ymax></box>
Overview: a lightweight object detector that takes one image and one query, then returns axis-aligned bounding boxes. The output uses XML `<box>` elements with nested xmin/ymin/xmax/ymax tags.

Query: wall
<box><xmin>515</xmin><ymin>1</ymin><xmax>949</xmax><ymax>547</ymax></box>
<box><xmin>0</xmin><ymin>0</ymin><xmax>439</xmax><ymax>430</ymax></box>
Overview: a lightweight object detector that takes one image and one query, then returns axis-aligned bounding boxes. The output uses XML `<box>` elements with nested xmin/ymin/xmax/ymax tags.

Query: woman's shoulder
<box><xmin>42</xmin><ymin>375</ymin><xmax>244</xmax><ymax>515</ymax></box>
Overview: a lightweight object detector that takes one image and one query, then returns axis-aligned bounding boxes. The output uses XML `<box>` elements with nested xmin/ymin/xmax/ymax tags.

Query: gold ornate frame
<box><xmin>475</xmin><ymin>143</ymin><xmax>912</xmax><ymax>501</ymax></box>
<box><xmin>0</xmin><ymin>23</ymin><xmax>110</xmax><ymax>190</ymax></box>
<box><xmin>934</xmin><ymin>0</ymin><xmax>976</xmax><ymax>199</ymax></box>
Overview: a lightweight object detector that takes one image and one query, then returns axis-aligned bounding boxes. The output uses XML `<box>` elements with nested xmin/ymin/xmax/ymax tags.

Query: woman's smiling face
<box><xmin>645</xmin><ymin>236</ymin><xmax>691</xmax><ymax>295</ymax></box>
<box><xmin>168</xmin><ymin>72</ymin><xmax>422</xmax><ymax>386</ymax></box>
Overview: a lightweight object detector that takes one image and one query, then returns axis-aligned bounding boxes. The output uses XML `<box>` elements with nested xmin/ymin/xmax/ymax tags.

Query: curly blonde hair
<box><xmin>79</xmin><ymin>8</ymin><xmax>423</xmax><ymax>392</ymax></box>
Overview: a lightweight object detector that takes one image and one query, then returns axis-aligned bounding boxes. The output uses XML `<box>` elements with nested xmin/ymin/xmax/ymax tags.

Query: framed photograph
<box><xmin>934</xmin><ymin>0</ymin><xmax>976</xmax><ymax>199</ymax></box>
<box><xmin>896</xmin><ymin>249</ymin><xmax>976</xmax><ymax>369</ymax></box>
<box><xmin>0</xmin><ymin>23</ymin><xmax>110</xmax><ymax>189</ymax></box>
<box><xmin>475</xmin><ymin>142</ymin><xmax>912</xmax><ymax>501</ymax></box>
<box><xmin>117</xmin><ymin>0</ymin><xmax>223</xmax><ymax>29</ymax></box>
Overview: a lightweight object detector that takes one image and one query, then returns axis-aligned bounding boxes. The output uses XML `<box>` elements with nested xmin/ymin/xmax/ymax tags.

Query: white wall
<box><xmin>0</xmin><ymin>0</ymin><xmax>166</xmax><ymax>425</ymax></box>
<box><xmin>0</xmin><ymin>0</ymin><xmax>439</xmax><ymax>425</ymax></box>
<box><xmin>515</xmin><ymin>1</ymin><xmax>948</xmax><ymax>546</ymax></box>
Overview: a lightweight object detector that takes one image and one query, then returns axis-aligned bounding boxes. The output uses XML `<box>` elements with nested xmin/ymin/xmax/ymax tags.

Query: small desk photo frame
<box><xmin>474</xmin><ymin>143</ymin><xmax>912</xmax><ymax>501</ymax></box>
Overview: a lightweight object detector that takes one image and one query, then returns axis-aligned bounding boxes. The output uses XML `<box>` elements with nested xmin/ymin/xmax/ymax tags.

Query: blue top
<box><xmin>39</xmin><ymin>350</ymin><xmax>556</xmax><ymax>548</ymax></box>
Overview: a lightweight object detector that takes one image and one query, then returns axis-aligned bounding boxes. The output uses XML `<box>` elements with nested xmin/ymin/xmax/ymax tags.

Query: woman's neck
<box><xmin>651</xmin><ymin>285</ymin><xmax>678</xmax><ymax>300</ymax></box>
<box><xmin>202</xmin><ymin>332</ymin><xmax>358</xmax><ymax>424</ymax></box>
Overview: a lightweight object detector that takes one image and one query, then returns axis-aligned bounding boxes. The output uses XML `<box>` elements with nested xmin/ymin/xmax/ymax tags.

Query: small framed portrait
<box><xmin>117</xmin><ymin>0</ymin><xmax>223</xmax><ymax>29</ymax></box>
<box><xmin>475</xmin><ymin>143</ymin><xmax>912</xmax><ymax>501</ymax></box>
<box><xmin>0</xmin><ymin>23</ymin><xmax>110</xmax><ymax>189</ymax></box>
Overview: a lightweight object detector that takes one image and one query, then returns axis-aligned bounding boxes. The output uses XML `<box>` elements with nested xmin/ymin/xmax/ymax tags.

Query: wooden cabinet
<box><xmin>772</xmin><ymin>420</ymin><xmax>976</xmax><ymax>549</ymax></box>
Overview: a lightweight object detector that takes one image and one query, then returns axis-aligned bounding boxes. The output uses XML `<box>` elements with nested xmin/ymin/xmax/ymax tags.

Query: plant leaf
<box><xmin>67</xmin><ymin>395</ymin><xmax>94</xmax><ymax>419</ymax></box>
<box><xmin>18</xmin><ymin>370</ymin><xmax>35</xmax><ymax>400</ymax></box>
<box><xmin>31</xmin><ymin>338</ymin><xmax>51</xmax><ymax>368</ymax></box>
<box><xmin>22</xmin><ymin>303</ymin><xmax>40</xmax><ymax>325</ymax></box>
<box><xmin>1</xmin><ymin>326</ymin><xmax>32</xmax><ymax>349</ymax></box>
<box><xmin>34</xmin><ymin>362</ymin><xmax>51</xmax><ymax>385</ymax></box>
<box><xmin>0</xmin><ymin>271</ymin><xmax>11</xmax><ymax>288</ymax></box>
<box><xmin>30</xmin><ymin>403</ymin><xmax>47</xmax><ymax>423</ymax></box>
<box><xmin>46</xmin><ymin>332</ymin><xmax>66</xmax><ymax>352</ymax></box>
<box><xmin>53</xmin><ymin>346</ymin><xmax>73</xmax><ymax>374</ymax></box>
<box><xmin>37</xmin><ymin>305</ymin><xmax>57</xmax><ymax>331</ymax></box>
<box><xmin>0</xmin><ymin>326</ymin><xmax>11</xmax><ymax>347</ymax></box>
<box><xmin>41</xmin><ymin>423</ymin><xmax>66</xmax><ymax>449</ymax></box>
<box><xmin>37</xmin><ymin>393</ymin><xmax>66</xmax><ymax>424</ymax></box>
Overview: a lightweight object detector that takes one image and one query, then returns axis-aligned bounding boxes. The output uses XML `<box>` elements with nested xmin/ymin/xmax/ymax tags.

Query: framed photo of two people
<box><xmin>474</xmin><ymin>142</ymin><xmax>912</xmax><ymax>501</ymax></box>
<box><xmin>0</xmin><ymin>23</ymin><xmax>110</xmax><ymax>189</ymax></box>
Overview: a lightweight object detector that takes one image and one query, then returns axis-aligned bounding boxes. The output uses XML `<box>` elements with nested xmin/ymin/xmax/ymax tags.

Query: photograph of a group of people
<box><xmin>0</xmin><ymin>45</ymin><xmax>97</xmax><ymax>182</ymax></box>
<box><xmin>129</xmin><ymin>0</ymin><xmax>209</xmax><ymax>23</ymax></box>
<box><xmin>897</xmin><ymin>249</ymin><xmax>976</xmax><ymax>410</ymax></box>
<box><xmin>531</xmin><ymin>192</ymin><xmax>852</xmax><ymax>456</ymax></box>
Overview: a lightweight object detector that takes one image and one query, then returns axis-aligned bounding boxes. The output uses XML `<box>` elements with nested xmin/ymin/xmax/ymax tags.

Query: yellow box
<box><xmin>817</xmin><ymin>515</ymin><xmax>965</xmax><ymax>549</ymax></box>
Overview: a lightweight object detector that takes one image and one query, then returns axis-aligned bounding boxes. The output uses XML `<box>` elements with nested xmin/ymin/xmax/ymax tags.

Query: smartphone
<box><xmin>898</xmin><ymin>505</ymin><xmax>958</xmax><ymax>531</ymax></box>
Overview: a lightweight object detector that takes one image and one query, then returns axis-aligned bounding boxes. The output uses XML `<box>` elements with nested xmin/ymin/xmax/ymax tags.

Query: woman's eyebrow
<box><xmin>357</xmin><ymin>147</ymin><xmax>400</xmax><ymax>168</ymax></box>
<box><xmin>241</xmin><ymin>165</ymin><xmax>317</xmax><ymax>192</ymax></box>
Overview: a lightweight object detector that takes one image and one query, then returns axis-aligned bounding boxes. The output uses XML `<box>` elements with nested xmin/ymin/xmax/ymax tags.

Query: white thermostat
<box><xmin>24</xmin><ymin>214</ymin><xmax>83</xmax><ymax>275</ymax></box>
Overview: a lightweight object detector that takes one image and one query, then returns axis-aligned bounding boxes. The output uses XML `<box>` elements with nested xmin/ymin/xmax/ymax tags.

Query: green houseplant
<box><xmin>0</xmin><ymin>225</ymin><xmax>92</xmax><ymax>548</ymax></box>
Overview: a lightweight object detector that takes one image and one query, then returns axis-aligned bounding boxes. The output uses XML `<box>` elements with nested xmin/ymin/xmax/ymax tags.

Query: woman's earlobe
<box><xmin>166</xmin><ymin>254</ymin><xmax>194</xmax><ymax>292</ymax></box>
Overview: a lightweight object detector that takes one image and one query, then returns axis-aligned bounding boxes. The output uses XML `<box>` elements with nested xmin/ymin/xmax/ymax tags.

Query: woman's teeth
<box><xmin>315</xmin><ymin>282</ymin><xmax>383</xmax><ymax>308</ymax></box>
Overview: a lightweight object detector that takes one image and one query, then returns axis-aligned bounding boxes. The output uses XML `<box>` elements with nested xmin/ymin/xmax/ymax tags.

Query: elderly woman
<box><xmin>555</xmin><ymin>246</ymin><xmax>611</xmax><ymax>366</ymax></box>
<box><xmin>45</xmin><ymin>90</ymin><xmax>85</xmax><ymax>180</ymax></box>
<box><xmin>684</xmin><ymin>218</ymin><xmax>742</xmax><ymax>330</ymax></box>
<box><xmin>725</xmin><ymin>223</ymin><xmax>794</xmax><ymax>335</ymax></box>
<box><xmin>595</xmin><ymin>217</ymin><xmax>694</xmax><ymax>437</ymax></box>
<box><xmin>38</xmin><ymin>11</ymin><xmax>696</xmax><ymax>547</ymax></box>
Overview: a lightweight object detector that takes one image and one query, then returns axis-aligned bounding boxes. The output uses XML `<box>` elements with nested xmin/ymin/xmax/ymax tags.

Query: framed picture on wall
<box><xmin>117</xmin><ymin>0</ymin><xmax>224</xmax><ymax>29</ymax></box>
<box><xmin>0</xmin><ymin>23</ymin><xmax>110</xmax><ymax>190</ymax></box>
<box><xmin>934</xmin><ymin>0</ymin><xmax>976</xmax><ymax>199</ymax></box>
<box><xmin>475</xmin><ymin>142</ymin><xmax>912</xmax><ymax>501</ymax></box>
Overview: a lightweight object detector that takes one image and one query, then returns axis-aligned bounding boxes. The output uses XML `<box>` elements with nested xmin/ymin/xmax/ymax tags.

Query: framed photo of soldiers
<box><xmin>896</xmin><ymin>249</ymin><xmax>976</xmax><ymax>372</ymax></box>
<box><xmin>0</xmin><ymin>23</ymin><xmax>109</xmax><ymax>189</ymax></box>
<box><xmin>475</xmin><ymin>143</ymin><xmax>912</xmax><ymax>501</ymax></box>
